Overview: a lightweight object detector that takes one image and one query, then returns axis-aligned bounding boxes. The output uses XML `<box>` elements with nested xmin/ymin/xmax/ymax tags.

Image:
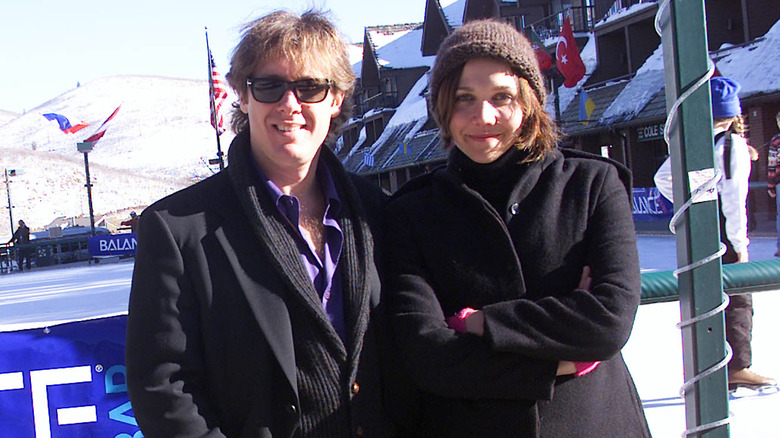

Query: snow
<box><xmin>600</xmin><ymin>43</ymin><xmax>665</xmax><ymax>124</ymax></box>
<box><xmin>442</xmin><ymin>0</ymin><xmax>466</xmax><ymax>29</ymax></box>
<box><xmin>0</xmin><ymin>110</ymin><xmax>19</xmax><ymax>126</ymax></box>
<box><xmin>594</xmin><ymin>1</ymin><xmax>658</xmax><ymax>28</ymax></box>
<box><xmin>2</xmin><ymin>234</ymin><xmax>778</xmax><ymax>436</ymax></box>
<box><xmin>715</xmin><ymin>19</ymin><xmax>780</xmax><ymax>98</ymax></box>
<box><xmin>347</xmin><ymin>44</ymin><xmax>365</xmax><ymax>65</ymax></box>
<box><xmin>368</xmin><ymin>28</ymin><xmax>416</xmax><ymax>51</ymax></box>
<box><xmin>384</xmin><ymin>73</ymin><xmax>430</xmax><ymax>127</ymax></box>
<box><xmin>0</xmin><ymin>75</ymin><xmax>238</xmax><ymax>240</ymax></box>
<box><xmin>594</xmin><ymin>16</ymin><xmax>780</xmax><ymax>124</ymax></box>
<box><xmin>375</xmin><ymin>28</ymin><xmax>436</xmax><ymax>69</ymax></box>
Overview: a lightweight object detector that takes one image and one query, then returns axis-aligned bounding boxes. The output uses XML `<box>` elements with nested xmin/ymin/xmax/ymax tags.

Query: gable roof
<box><xmin>422</xmin><ymin>0</ymin><xmax>452</xmax><ymax>56</ymax></box>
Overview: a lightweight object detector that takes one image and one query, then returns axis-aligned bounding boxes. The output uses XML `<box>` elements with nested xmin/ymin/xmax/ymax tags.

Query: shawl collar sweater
<box><xmin>227</xmin><ymin>132</ymin><xmax>375</xmax><ymax>436</ymax></box>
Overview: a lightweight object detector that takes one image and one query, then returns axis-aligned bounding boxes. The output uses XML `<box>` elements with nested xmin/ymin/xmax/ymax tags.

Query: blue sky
<box><xmin>0</xmin><ymin>0</ymin><xmax>428</xmax><ymax>114</ymax></box>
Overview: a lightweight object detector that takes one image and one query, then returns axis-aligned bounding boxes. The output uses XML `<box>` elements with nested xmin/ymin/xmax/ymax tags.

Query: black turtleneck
<box><xmin>448</xmin><ymin>146</ymin><xmax>531</xmax><ymax>219</ymax></box>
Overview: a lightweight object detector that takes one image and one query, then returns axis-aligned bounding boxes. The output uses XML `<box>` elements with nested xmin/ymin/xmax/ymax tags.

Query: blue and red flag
<box><xmin>43</xmin><ymin>113</ymin><xmax>90</xmax><ymax>134</ymax></box>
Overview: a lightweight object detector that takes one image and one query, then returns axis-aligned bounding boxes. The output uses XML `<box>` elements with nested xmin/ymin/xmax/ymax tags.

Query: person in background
<box><xmin>120</xmin><ymin>211</ymin><xmax>139</xmax><ymax>233</ymax></box>
<box><xmin>125</xmin><ymin>10</ymin><xmax>400</xmax><ymax>437</ymax></box>
<box><xmin>7</xmin><ymin>219</ymin><xmax>32</xmax><ymax>272</ymax></box>
<box><xmin>384</xmin><ymin>19</ymin><xmax>650</xmax><ymax>437</ymax></box>
<box><xmin>655</xmin><ymin>76</ymin><xmax>776</xmax><ymax>390</ymax></box>
<box><xmin>767</xmin><ymin>110</ymin><xmax>780</xmax><ymax>257</ymax></box>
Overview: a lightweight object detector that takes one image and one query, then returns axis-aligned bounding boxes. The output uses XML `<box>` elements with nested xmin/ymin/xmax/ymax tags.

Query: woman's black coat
<box><xmin>384</xmin><ymin>148</ymin><xmax>651</xmax><ymax>437</ymax></box>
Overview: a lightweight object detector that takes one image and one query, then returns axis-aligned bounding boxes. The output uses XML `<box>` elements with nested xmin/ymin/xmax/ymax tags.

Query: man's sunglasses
<box><xmin>246</xmin><ymin>77</ymin><xmax>332</xmax><ymax>103</ymax></box>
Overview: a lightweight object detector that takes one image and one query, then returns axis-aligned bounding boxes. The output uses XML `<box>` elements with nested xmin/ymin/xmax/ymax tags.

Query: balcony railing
<box><xmin>525</xmin><ymin>6</ymin><xmax>595</xmax><ymax>40</ymax></box>
<box><xmin>355</xmin><ymin>91</ymin><xmax>399</xmax><ymax>118</ymax></box>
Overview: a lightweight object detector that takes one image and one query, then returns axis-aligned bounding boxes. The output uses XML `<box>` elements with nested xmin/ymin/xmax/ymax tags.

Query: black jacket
<box><xmin>126</xmin><ymin>132</ymin><xmax>396</xmax><ymax>438</ymax></box>
<box><xmin>385</xmin><ymin>148</ymin><xmax>650</xmax><ymax>437</ymax></box>
<box><xmin>9</xmin><ymin>224</ymin><xmax>30</xmax><ymax>245</ymax></box>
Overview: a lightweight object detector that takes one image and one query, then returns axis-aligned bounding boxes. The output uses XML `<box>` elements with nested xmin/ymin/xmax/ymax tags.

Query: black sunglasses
<box><xmin>246</xmin><ymin>77</ymin><xmax>332</xmax><ymax>103</ymax></box>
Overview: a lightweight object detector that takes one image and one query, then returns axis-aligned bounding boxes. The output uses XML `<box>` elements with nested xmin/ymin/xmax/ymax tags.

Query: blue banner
<box><xmin>0</xmin><ymin>316</ymin><xmax>142</xmax><ymax>437</ymax></box>
<box><xmin>88</xmin><ymin>234</ymin><xmax>137</xmax><ymax>257</ymax></box>
<box><xmin>632</xmin><ymin>187</ymin><xmax>673</xmax><ymax>221</ymax></box>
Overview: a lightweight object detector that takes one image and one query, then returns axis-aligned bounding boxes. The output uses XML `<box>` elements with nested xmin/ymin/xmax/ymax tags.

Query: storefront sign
<box><xmin>637</xmin><ymin>123</ymin><xmax>665</xmax><ymax>142</ymax></box>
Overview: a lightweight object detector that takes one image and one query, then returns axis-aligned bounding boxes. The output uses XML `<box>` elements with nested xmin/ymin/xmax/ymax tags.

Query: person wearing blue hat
<box><xmin>655</xmin><ymin>76</ymin><xmax>776</xmax><ymax>390</ymax></box>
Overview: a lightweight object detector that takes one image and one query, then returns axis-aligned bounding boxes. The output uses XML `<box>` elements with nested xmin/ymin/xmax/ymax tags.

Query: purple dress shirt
<box><xmin>256</xmin><ymin>161</ymin><xmax>346</xmax><ymax>343</ymax></box>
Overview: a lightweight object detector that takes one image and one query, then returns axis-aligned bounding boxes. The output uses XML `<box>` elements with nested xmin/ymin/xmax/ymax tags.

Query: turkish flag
<box><xmin>556</xmin><ymin>17</ymin><xmax>586</xmax><ymax>87</ymax></box>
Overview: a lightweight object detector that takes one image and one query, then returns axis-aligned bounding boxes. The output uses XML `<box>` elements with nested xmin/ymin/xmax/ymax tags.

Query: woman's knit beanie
<box><xmin>429</xmin><ymin>19</ymin><xmax>547</xmax><ymax>113</ymax></box>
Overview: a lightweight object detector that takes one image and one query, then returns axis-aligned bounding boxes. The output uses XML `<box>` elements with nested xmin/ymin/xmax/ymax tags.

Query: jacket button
<box><xmin>286</xmin><ymin>403</ymin><xmax>297</xmax><ymax>415</ymax></box>
<box><xmin>351</xmin><ymin>382</ymin><xmax>360</xmax><ymax>395</ymax></box>
<box><xmin>509</xmin><ymin>203</ymin><xmax>519</xmax><ymax>215</ymax></box>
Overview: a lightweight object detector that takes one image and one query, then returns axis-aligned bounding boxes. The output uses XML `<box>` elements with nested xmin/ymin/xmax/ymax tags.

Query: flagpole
<box><xmin>206</xmin><ymin>27</ymin><xmax>225</xmax><ymax>171</ymax></box>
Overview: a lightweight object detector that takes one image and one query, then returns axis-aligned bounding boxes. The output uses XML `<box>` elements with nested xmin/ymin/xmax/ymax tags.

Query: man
<box><xmin>120</xmin><ymin>211</ymin><xmax>139</xmax><ymax>233</ymax></box>
<box><xmin>7</xmin><ymin>220</ymin><xmax>31</xmax><ymax>271</ymax></box>
<box><xmin>768</xmin><ymin>111</ymin><xmax>780</xmax><ymax>257</ymax></box>
<box><xmin>655</xmin><ymin>77</ymin><xmax>775</xmax><ymax>390</ymax></box>
<box><xmin>126</xmin><ymin>10</ymin><xmax>399</xmax><ymax>437</ymax></box>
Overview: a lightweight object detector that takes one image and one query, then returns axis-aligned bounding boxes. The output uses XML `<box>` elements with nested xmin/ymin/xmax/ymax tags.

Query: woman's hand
<box><xmin>557</xmin><ymin>361</ymin><xmax>576</xmax><ymax>375</ymax></box>
<box><xmin>446</xmin><ymin>308</ymin><xmax>484</xmax><ymax>336</ymax></box>
<box><xmin>578</xmin><ymin>265</ymin><xmax>592</xmax><ymax>291</ymax></box>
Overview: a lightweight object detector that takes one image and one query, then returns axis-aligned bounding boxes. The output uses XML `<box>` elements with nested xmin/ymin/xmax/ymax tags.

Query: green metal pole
<box><xmin>659</xmin><ymin>1</ymin><xmax>730</xmax><ymax>437</ymax></box>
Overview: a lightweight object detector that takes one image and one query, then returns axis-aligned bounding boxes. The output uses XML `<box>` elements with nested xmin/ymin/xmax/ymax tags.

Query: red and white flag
<box><xmin>556</xmin><ymin>17</ymin><xmax>586</xmax><ymax>88</ymax></box>
<box><xmin>209</xmin><ymin>50</ymin><xmax>228</xmax><ymax>135</ymax></box>
<box><xmin>84</xmin><ymin>105</ymin><xmax>121</xmax><ymax>143</ymax></box>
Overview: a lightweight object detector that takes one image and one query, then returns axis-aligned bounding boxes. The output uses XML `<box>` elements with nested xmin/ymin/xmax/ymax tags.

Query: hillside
<box><xmin>0</xmin><ymin>75</ymin><xmax>237</xmax><ymax>239</ymax></box>
<box><xmin>0</xmin><ymin>110</ymin><xmax>19</xmax><ymax>127</ymax></box>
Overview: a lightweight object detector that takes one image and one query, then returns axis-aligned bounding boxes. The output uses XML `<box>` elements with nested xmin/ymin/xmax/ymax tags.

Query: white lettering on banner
<box><xmin>99</xmin><ymin>237</ymin><xmax>137</xmax><ymax>252</ymax></box>
<box><xmin>0</xmin><ymin>372</ymin><xmax>24</xmax><ymax>390</ymax></box>
<box><xmin>30</xmin><ymin>366</ymin><xmax>96</xmax><ymax>438</ymax></box>
<box><xmin>1</xmin><ymin>363</ymin><xmax>140</xmax><ymax>436</ymax></box>
<box><xmin>57</xmin><ymin>406</ymin><xmax>98</xmax><ymax>425</ymax></box>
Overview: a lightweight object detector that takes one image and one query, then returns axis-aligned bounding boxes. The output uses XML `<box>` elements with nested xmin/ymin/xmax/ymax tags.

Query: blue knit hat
<box><xmin>710</xmin><ymin>77</ymin><xmax>741</xmax><ymax>119</ymax></box>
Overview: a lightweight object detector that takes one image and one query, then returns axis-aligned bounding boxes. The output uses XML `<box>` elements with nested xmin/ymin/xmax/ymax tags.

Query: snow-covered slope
<box><xmin>0</xmin><ymin>75</ymin><xmax>237</xmax><ymax>239</ymax></box>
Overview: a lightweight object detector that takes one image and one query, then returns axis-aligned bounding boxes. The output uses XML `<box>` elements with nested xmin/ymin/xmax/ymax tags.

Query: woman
<box><xmin>655</xmin><ymin>77</ymin><xmax>776</xmax><ymax>390</ymax></box>
<box><xmin>384</xmin><ymin>20</ymin><xmax>651</xmax><ymax>437</ymax></box>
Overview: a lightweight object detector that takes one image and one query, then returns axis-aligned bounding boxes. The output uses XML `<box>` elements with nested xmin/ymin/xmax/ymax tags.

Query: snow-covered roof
<box><xmin>714</xmin><ymin>19</ymin><xmax>780</xmax><ymax>98</ymax></box>
<box><xmin>367</xmin><ymin>24</ymin><xmax>420</xmax><ymax>50</ymax></box>
<box><xmin>347</xmin><ymin>44</ymin><xmax>364</xmax><ymax>66</ymax></box>
<box><xmin>594</xmin><ymin>1</ymin><xmax>658</xmax><ymax>29</ymax></box>
<box><xmin>442</xmin><ymin>0</ymin><xmax>466</xmax><ymax>29</ymax></box>
<box><xmin>375</xmin><ymin>28</ymin><xmax>435</xmax><ymax>69</ymax></box>
<box><xmin>597</xmin><ymin>18</ymin><xmax>780</xmax><ymax>124</ymax></box>
<box><xmin>600</xmin><ymin>43</ymin><xmax>665</xmax><ymax>124</ymax></box>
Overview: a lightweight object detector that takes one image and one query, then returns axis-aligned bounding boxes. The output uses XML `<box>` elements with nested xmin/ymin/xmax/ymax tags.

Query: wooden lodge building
<box><xmin>334</xmin><ymin>0</ymin><xmax>780</xmax><ymax>231</ymax></box>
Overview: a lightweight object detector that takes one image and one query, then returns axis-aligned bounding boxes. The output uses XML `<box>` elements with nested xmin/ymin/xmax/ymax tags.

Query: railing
<box><xmin>355</xmin><ymin>91</ymin><xmax>399</xmax><ymax>118</ymax></box>
<box><xmin>1</xmin><ymin>236</ymin><xmax>93</xmax><ymax>273</ymax></box>
<box><xmin>525</xmin><ymin>6</ymin><xmax>595</xmax><ymax>41</ymax></box>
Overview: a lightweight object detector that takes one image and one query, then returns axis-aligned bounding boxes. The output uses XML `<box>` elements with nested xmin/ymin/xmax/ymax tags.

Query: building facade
<box><xmin>336</xmin><ymin>0</ymin><xmax>780</xmax><ymax>231</ymax></box>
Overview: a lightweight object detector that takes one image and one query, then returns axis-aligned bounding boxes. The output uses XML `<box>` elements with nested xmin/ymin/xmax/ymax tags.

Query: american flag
<box><xmin>209</xmin><ymin>50</ymin><xmax>228</xmax><ymax>135</ymax></box>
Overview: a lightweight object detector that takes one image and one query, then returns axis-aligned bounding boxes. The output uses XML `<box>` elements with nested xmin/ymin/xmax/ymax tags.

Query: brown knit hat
<box><xmin>429</xmin><ymin>19</ymin><xmax>546</xmax><ymax>113</ymax></box>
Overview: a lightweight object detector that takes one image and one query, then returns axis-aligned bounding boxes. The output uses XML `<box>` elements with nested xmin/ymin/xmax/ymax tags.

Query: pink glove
<box><xmin>446</xmin><ymin>308</ymin><xmax>477</xmax><ymax>333</ymax></box>
<box><xmin>574</xmin><ymin>361</ymin><xmax>601</xmax><ymax>377</ymax></box>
